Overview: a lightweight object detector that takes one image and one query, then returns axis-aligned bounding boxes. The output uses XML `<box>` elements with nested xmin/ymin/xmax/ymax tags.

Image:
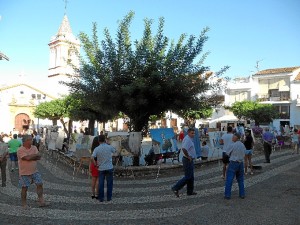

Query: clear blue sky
<box><xmin>0</xmin><ymin>0</ymin><xmax>299</xmax><ymax>82</ymax></box>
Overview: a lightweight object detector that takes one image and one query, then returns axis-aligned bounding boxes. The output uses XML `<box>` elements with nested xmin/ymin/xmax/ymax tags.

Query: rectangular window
<box><xmin>276</xmin><ymin>105</ymin><xmax>290</xmax><ymax>119</ymax></box>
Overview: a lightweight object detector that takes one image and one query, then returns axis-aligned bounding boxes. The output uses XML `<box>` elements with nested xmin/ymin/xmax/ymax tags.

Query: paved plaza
<box><xmin>0</xmin><ymin>147</ymin><xmax>299</xmax><ymax>225</ymax></box>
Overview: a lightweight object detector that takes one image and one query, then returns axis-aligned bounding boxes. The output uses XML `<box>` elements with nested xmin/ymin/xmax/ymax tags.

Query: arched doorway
<box><xmin>15</xmin><ymin>113</ymin><xmax>31</xmax><ymax>133</ymax></box>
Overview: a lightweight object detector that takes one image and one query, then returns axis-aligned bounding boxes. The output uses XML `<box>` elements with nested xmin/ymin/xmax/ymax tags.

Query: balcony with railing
<box><xmin>257</xmin><ymin>92</ymin><xmax>291</xmax><ymax>102</ymax></box>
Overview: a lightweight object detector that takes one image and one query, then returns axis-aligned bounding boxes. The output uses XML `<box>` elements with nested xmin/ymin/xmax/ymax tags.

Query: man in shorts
<box><xmin>17</xmin><ymin>134</ymin><xmax>48</xmax><ymax>209</ymax></box>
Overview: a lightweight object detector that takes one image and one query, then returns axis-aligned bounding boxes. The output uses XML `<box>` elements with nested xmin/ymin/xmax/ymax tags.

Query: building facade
<box><xmin>0</xmin><ymin>14</ymin><xmax>79</xmax><ymax>134</ymax></box>
<box><xmin>225</xmin><ymin>66</ymin><xmax>300</xmax><ymax>130</ymax></box>
<box><xmin>0</xmin><ymin>83</ymin><xmax>55</xmax><ymax>133</ymax></box>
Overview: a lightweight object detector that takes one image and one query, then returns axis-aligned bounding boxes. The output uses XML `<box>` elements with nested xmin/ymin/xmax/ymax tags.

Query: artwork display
<box><xmin>47</xmin><ymin>131</ymin><xmax>58</xmax><ymax>150</ymax></box>
<box><xmin>107</xmin><ymin>132</ymin><xmax>132</xmax><ymax>156</ymax></box>
<box><xmin>149</xmin><ymin>128</ymin><xmax>177</xmax><ymax>154</ymax></box>
<box><xmin>47</xmin><ymin>131</ymin><xmax>134</xmax><ymax>157</ymax></box>
<box><xmin>55</xmin><ymin>130</ymin><xmax>65</xmax><ymax>150</ymax></box>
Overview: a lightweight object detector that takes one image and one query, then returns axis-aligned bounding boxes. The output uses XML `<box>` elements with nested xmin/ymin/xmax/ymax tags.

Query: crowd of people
<box><xmin>0</xmin><ymin>131</ymin><xmax>47</xmax><ymax>209</ymax></box>
<box><xmin>170</xmin><ymin>125</ymin><xmax>299</xmax><ymax>200</ymax></box>
<box><xmin>0</xmin><ymin>124</ymin><xmax>299</xmax><ymax>208</ymax></box>
<box><xmin>219</xmin><ymin>125</ymin><xmax>299</xmax><ymax>199</ymax></box>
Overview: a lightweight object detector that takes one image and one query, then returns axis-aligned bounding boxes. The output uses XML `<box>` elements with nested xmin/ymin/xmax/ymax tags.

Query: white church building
<box><xmin>0</xmin><ymin>14</ymin><xmax>79</xmax><ymax>134</ymax></box>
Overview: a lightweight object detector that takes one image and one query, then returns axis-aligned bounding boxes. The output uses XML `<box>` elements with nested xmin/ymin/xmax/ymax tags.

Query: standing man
<box><xmin>32</xmin><ymin>131</ymin><xmax>41</xmax><ymax>151</ymax></box>
<box><xmin>262</xmin><ymin>128</ymin><xmax>274</xmax><ymax>163</ymax></box>
<box><xmin>8</xmin><ymin>134</ymin><xmax>21</xmax><ymax>172</ymax></box>
<box><xmin>17</xmin><ymin>134</ymin><xmax>48</xmax><ymax>209</ymax></box>
<box><xmin>171</xmin><ymin>128</ymin><xmax>197</xmax><ymax>197</ymax></box>
<box><xmin>0</xmin><ymin>136</ymin><xmax>9</xmax><ymax>187</ymax></box>
<box><xmin>224</xmin><ymin>133</ymin><xmax>246</xmax><ymax>199</ymax></box>
<box><xmin>219</xmin><ymin>126</ymin><xmax>234</xmax><ymax>179</ymax></box>
<box><xmin>92</xmin><ymin>134</ymin><xmax>116</xmax><ymax>202</ymax></box>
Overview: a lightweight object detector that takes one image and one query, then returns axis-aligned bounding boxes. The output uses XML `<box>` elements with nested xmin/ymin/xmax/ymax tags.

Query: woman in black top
<box><xmin>243</xmin><ymin>130</ymin><xmax>254</xmax><ymax>175</ymax></box>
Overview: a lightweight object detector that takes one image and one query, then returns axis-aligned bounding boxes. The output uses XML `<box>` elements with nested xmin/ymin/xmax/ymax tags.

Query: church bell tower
<box><xmin>48</xmin><ymin>14</ymin><xmax>80</xmax><ymax>95</ymax></box>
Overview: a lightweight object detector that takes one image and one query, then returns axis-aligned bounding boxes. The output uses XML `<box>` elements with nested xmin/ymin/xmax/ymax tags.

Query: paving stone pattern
<box><xmin>0</xmin><ymin>148</ymin><xmax>299</xmax><ymax>225</ymax></box>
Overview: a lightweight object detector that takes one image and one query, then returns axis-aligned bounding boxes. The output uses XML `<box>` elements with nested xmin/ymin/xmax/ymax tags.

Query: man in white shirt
<box><xmin>171</xmin><ymin>128</ymin><xmax>197</xmax><ymax>197</ymax></box>
<box><xmin>224</xmin><ymin>133</ymin><xmax>246</xmax><ymax>199</ymax></box>
<box><xmin>219</xmin><ymin>126</ymin><xmax>234</xmax><ymax>179</ymax></box>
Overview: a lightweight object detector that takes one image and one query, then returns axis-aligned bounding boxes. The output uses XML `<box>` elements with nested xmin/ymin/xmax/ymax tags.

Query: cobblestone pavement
<box><xmin>0</xmin><ymin>148</ymin><xmax>299</xmax><ymax>225</ymax></box>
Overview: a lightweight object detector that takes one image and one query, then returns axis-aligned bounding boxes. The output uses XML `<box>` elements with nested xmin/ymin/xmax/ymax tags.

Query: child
<box><xmin>201</xmin><ymin>141</ymin><xmax>209</xmax><ymax>160</ymax></box>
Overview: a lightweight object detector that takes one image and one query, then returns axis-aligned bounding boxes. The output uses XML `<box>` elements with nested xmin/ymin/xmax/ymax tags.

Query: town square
<box><xmin>0</xmin><ymin>1</ymin><xmax>300</xmax><ymax>224</ymax></box>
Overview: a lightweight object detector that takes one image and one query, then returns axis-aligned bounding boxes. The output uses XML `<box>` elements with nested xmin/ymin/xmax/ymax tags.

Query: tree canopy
<box><xmin>33</xmin><ymin>98</ymin><xmax>67</xmax><ymax>125</ymax></box>
<box><xmin>65</xmin><ymin>11</ymin><xmax>228</xmax><ymax>131</ymax></box>
<box><xmin>33</xmin><ymin>94</ymin><xmax>110</xmax><ymax>137</ymax></box>
<box><xmin>229</xmin><ymin>100</ymin><xmax>280</xmax><ymax>126</ymax></box>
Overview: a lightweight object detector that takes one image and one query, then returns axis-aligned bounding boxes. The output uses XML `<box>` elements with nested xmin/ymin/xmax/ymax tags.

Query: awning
<box><xmin>209</xmin><ymin>115</ymin><xmax>239</xmax><ymax>123</ymax></box>
<box><xmin>279</xmin><ymin>79</ymin><xmax>290</xmax><ymax>92</ymax></box>
<box><xmin>278</xmin><ymin>85</ymin><xmax>289</xmax><ymax>92</ymax></box>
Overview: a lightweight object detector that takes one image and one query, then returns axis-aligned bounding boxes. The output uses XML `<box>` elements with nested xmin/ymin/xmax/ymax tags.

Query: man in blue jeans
<box><xmin>171</xmin><ymin>128</ymin><xmax>197</xmax><ymax>197</ymax></box>
<box><xmin>224</xmin><ymin>133</ymin><xmax>246</xmax><ymax>199</ymax></box>
<box><xmin>262</xmin><ymin>128</ymin><xmax>274</xmax><ymax>163</ymax></box>
<box><xmin>92</xmin><ymin>134</ymin><xmax>116</xmax><ymax>202</ymax></box>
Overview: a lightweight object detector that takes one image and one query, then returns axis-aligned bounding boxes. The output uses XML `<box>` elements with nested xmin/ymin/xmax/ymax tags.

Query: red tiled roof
<box><xmin>254</xmin><ymin>66</ymin><xmax>300</xmax><ymax>75</ymax></box>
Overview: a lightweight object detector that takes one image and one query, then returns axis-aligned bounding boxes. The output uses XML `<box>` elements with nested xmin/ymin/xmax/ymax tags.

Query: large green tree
<box><xmin>34</xmin><ymin>94</ymin><xmax>111</xmax><ymax>139</ymax></box>
<box><xmin>229</xmin><ymin>100</ymin><xmax>280</xmax><ymax>126</ymax></box>
<box><xmin>65</xmin><ymin>11</ymin><xmax>228</xmax><ymax>132</ymax></box>
<box><xmin>177</xmin><ymin>107</ymin><xmax>213</xmax><ymax>127</ymax></box>
<box><xmin>34</xmin><ymin>98</ymin><xmax>70</xmax><ymax>134</ymax></box>
<box><xmin>67</xmin><ymin>93</ymin><xmax>113</xmax><ymax>135</ymax></box>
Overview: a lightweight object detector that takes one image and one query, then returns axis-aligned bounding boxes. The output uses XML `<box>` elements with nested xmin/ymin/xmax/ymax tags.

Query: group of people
<box><xmin>171</xmin><ymin>126</ymin><xmax>252</xmax><ymax>200</ymax></box>
<box><xmin>1</xmin><ymin>125</ymin><xmax>298</xmax><ymax>208</ymax></box>
<box><xmin>90</xmin><ymin>132</ymin><xmax>116</xmax><ymax>202</ymax></box>
<box><xmin>0</xmin><ymin>133</ymin><xmax>23</xmax><ymax>188</ymax></box>
<box><xmin>262</xmin><ymin>127</ymin><xmax>300</xmax><ymax>163</ymax></box>
<box><xmin>220</xmin><ymin>126</ymin><xmax>248</xmax><ymax>199</ymax></box>
<box><xmin>1</xmin><ymin>128</ymin><xmax>117</xmax><ymax>208</ymax></box>
<box><xmin>0</xmin><ymin>132</ymin><xmax>48</xmax><ymax>209</ymax></box>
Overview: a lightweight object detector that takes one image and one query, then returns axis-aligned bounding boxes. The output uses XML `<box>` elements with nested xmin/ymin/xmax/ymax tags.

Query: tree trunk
<box><xmin>102</xmin><ymin>122</ymin><xmax>105</xmax><ymax>132</ymax></box>
<box><xmin>60</xmin><ymin>118</ymin><xmax>70</xmax><ymax>139</ymax></box>
<box><xmin>88</xmin><ymin>119</ymin><xmax>95</xmax><ymax>135</ymax></box>
<box><xmin>67</xmin><ymin>120</ymin><xmax>73</xmax><ymax>140</ymax></box>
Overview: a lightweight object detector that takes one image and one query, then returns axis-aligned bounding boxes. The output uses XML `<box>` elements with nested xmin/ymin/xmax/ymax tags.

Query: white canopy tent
<box><xmin>209</xmin><ymin>115</ymin><xmax>239</xmax><ymax>128</ymax></box>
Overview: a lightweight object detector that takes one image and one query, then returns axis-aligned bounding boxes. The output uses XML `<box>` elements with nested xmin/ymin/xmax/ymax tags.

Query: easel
<box><xmin>114</xmin><ymin>151</ymin><xmax>135</xmax><ymax>178</ymax></box>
